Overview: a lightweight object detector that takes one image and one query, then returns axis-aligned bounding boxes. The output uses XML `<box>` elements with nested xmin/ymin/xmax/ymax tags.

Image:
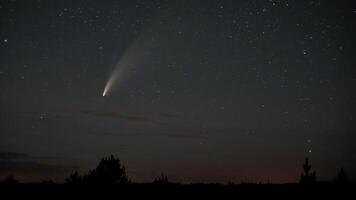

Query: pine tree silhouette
<box><xmin>335</xmin><ymin>168</ymin><xmax>348</xmax><ymax>184</ymax></box>
<box><xmin>153</xmin><ymin>172</ymin><xmax>169</xmax><ymax>184</ymax></box>
<box><xmin>300</xmin><ymin>157</ymin><xmax>316</xmax><ymax>184</ymax></box>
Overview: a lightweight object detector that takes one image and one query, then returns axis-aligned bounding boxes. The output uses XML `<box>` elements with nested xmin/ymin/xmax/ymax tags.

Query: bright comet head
<box><xmin>102</xmin><ymin>88</ymin><xmax>108</xmax><ymax>97</ymax></box>
<box><xmin>102</xmin><ymin>67</ymin><xmax>122</xmax><ymax>97</ymax></box>
<box><xmin>102</xmin><ymin>85</ymin><xmax>109</xmax><ymax>97</ymax></box>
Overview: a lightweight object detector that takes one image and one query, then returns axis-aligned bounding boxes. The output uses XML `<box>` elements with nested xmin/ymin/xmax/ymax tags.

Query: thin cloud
<box><xmin>0</xmin><ymin>152</ymin><xmax>76</xmax><ymax>180</ymax></box>
<box><xmin>0</xmin><ymin>160</ymin><xmax>70</xmax><ymax>174</ymax></box>
<box><xmin>81</xmin><ymin>111</ymin><xmax>160</xmax><ymax>124</ymax></box>
<box><xmin>159</xmin><ymin>112</ymin><xmax>181</xmax><ymax>119</ymax></box>
<box><xmin>167</xmin><ymin>133</ymin><xmax>207</xmax><ymax>140</ymax></box>
<box><xmin>0</xmin><ymin>111</ymin><xmax>62</xmax><ymax>120</ymax></box>
<box><xmin>0</xmin><ymin>152</ymin><xmax>30</xmax><ymax>160</ymax></box>
<box><xmin>87</xmin><ymin>130</ymin><xmax>208</xmax><ymax>141</ymax></box>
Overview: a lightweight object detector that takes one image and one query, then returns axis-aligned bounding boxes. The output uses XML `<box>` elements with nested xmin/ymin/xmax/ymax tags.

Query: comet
<box><xmin>102</xmin><ymin>29</ymin><xmax>153</xmax><ymax>97</ymax></box>
<box><xmin>102</xmin><ymin>67</ymin><xmax>122</xmax><ymax>97</ymax></box>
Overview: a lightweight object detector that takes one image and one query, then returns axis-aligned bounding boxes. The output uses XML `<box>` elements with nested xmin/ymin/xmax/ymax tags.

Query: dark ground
<box><xmin>0</xmin><ymin>181</ymin><xmax>354</xmax><ymax>198</ymax></box>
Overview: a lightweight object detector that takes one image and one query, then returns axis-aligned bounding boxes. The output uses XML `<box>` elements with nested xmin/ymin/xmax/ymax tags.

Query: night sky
<box><xmin>1</xmin><ymin>0</ymin><xmax>356</xmax><ymax>183</ymax></box>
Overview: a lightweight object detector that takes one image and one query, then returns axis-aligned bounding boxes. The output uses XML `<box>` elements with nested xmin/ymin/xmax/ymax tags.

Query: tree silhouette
<box><xmin>3</xmin><ymin>174</ymin><xmax>18</xmax><ymax>185</ymax></box>
<box><xmin>335</xmin><ymin>168</ymin><xmax>348</xmax><ymax>184</ymax></box>
<box><xmin>65</xmin><ymin>171</ymin><xmax>82</xmax><ymax>184</ymax></box>
<box><xmin>300</xmin><ymin>157</ymin><xmax>316</xmax><ymax>184</ymax></box>
<box><xmin>65</xmin><ymin>155</ymin><xmax>128</xmax><ymax>185</ymax></box>
<box><xmin>153</xmin><ymin>172</ymin><xmax>169</xmax><ymax>184</ymax></box>
<box><xmin>85</xmin><ymin>155</ymin><xmax>128</xmax><ymax>184</ymax></box>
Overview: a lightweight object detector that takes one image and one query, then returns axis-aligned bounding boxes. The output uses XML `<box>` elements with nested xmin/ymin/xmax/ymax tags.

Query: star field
<box><xmin>0</xmin><ymin>0</ymin><xmax>355</xmax><ymax>183</ymax></box>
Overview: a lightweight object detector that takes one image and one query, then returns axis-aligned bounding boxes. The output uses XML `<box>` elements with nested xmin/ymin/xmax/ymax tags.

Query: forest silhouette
<box><xmin>0</xmin><ymin>155</ymin><xmax>354</xmax><ymax>197</ymax></box>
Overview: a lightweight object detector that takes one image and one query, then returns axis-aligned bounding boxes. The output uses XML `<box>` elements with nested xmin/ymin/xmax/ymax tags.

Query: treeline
<box><xmin>0</xmin><ymin>155</ymin><xmax>352</xmax><ymax>185</ymax></box>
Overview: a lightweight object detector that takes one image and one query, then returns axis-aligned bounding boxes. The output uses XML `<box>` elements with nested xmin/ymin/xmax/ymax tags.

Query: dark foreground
<box><xmin>0</xmin><ymin>182</ymin><xmax>354</xmax><ymax>198</ymax></box>
<box><xmin>1</xmin><ymin>156</ymin><xmax>354</xmax><ymax>198</ymax></box>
